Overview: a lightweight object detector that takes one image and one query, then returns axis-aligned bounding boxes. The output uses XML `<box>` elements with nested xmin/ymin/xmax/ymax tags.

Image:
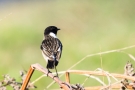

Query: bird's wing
<box><xmin>41</xmin><ymin>36</ymin><xmax>62</xmax><ymax>61</ymax></box>
<box><xmin>54</xmin><ymin>38</ymin><xmax>63</xmax><ymax>61</ymax></box>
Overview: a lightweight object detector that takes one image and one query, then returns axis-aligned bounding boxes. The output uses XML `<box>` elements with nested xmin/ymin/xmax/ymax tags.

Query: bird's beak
<box><xmin>57</xmin><ymin>28</ymin><xmax>60</xmax><ymax>30</ymax></box>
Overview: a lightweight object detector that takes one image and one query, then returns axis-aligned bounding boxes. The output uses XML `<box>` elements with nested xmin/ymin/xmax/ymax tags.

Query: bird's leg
<box><xmin>55</xmin><ymin>66</ymin><xmax>59</xmax><ymax>77</ymax></box>
<box><xmin>47</xmin><ymin>68</ymin><xmax>52</xmax><ymax>77</ymax></box>
<box><xmin>53</xmin><ymin>66</ymin><xmax>59</xmax><ymax>79</ymax></box>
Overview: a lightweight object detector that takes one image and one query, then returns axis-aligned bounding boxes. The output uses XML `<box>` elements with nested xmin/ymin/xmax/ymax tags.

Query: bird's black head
<box><xmin>44</xmin><ymin>26</ymin><xmax>60</xmax><ymax>35</ymax></box>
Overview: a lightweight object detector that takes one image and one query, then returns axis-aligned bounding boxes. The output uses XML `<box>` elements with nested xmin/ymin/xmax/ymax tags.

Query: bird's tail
<box><xmin>47</xmin><ymin>60</ymin><xmax>58</xmax><ymax>69</ymax></box>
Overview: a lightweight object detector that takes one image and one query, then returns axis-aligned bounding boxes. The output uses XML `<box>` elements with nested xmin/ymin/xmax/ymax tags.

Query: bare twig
<box><xmin>21</xmin><ymin>63</ymin><xmax>71</xmax><ymax>90</ymax></box>
<box><xmin>66</xmin><ymin>70</ymin><xmax>135</xmax><ymax>81</ymax></box>
<box><xmin>46</xmin><ymin>45</ymin><xmax>135</xmax><ymax>89</ymax></box>
<box><xmin>68</xmin><ymin>45</ymin><xmax>135</xmax><ymax>70</ymax></box>
<box><xmin>84</xmin><ymin>74</ymin><xmax>106</xmax><ymax>86</ymax></box>
<box><xmin>31</xmin><ymin>71</ymin><xmax>65</xmax><ymax>85</ymax></box>
<box><xmin>20</xmin><ymin>66</ymin><xmax>34</xmax><ymax>90</ymax></box>
<box><xmin>84</xmin><ymin>84</ymin><xmax>133</xmax><ymax>90</ymax></box>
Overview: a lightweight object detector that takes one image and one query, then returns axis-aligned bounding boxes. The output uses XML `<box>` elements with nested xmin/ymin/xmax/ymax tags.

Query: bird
<box><xmin>40</xmin><ymin>26</ymin><xmax>63</xmax><ymax>77</ymax></box>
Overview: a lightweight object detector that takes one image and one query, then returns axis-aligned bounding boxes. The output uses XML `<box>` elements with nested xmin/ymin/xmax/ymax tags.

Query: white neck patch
<box><xmin>49</xmin><ymin>32</ymin><xmax>57</xmax><ymax>38</ymax></box>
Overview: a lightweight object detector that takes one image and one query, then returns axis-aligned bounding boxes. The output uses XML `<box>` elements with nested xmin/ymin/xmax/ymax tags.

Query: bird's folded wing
<box><xmin>41</xmin><ymin>37</ymin><xmax>62</xmax><ymax>61</ymax></box>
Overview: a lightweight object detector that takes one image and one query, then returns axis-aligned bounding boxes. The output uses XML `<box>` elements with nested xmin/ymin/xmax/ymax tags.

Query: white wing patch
<box><xmin>57</xmin><ymin>47</ymin><xmax>61</xmax><ymax>51</ymax></box>
<box><xmin>50</xmin><ymin>55</ymin><xmax>55</xmax><ymax>59</ymax></box>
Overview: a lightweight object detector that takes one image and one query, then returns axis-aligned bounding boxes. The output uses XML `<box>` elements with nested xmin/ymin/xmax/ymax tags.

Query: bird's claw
<box><xmin>53</xmin><ymin>75</ymin><xmax>58</xmax><ymax>79</ymax></box>
<box><xmin>47</xmin><ymin>70</ymin><xmax>52</xmax><ymax>76</ymax></box>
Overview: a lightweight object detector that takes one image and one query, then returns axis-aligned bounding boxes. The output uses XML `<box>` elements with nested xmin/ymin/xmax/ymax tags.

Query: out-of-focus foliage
<box><xmin>0</xmin><ymin>0</ymin><xmax>135</xmax><ymax>89</ymax></box>
<box><xmin>0</xmin><ymin>71</ymin><xmax>36</xmax><ymax>90</ymax></box>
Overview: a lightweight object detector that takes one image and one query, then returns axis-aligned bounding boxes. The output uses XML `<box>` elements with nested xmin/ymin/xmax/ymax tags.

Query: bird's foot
<box><xmin>47</xmin><ymin>70</ymin><xmax>52</xmax><ymax>76</ymax></box>
<box><xmin>53</xmin><ymin>75</ymin><xmax>59</xmax><ymax>79</ymax></box>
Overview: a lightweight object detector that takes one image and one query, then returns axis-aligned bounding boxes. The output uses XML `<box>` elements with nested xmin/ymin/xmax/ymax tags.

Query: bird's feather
<box><xmin>41</xmin><ymin>35</ymin><xmax>62</xmax><ymax>62</ymax></box>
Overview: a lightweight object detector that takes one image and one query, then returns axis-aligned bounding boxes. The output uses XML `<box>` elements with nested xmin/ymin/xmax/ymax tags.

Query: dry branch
<box><xmin>20</xmin><ymin>64</ymin><xmax>135</xmax><ymax>90</ymax></box>
<box><xmin>20</xmin><ymin>67</ymin><xmax>34</xmax><ymax>90</ymax></box>
<box><xmin>65</xmin><ymin>70</ymin><xmax>135</xmax><ymax>90</ymax></box>
<box><xmin>21</xmin><ymin>63</ymin><xmax>71</xmax><ymax>90</ymax></box>
<box><xmin>84</xmin><ymin>84</ymin><xmax>133</xmax><ymax>90</ymax></box>
<box><xmin>66</xmin><ymin>70</ymin><xmax>135</xmax><ymax>81</ymax></box>
<box><xmin>65</xmin><ymin>72</ymin><xmax>70</xmax><ymax>83</ymax></box>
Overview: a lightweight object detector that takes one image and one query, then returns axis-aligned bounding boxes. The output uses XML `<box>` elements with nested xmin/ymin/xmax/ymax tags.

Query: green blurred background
<box><xmin>0</xmin><ymin>0</ymin><xmax>135</xmax><ymax>89</ymax></box>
